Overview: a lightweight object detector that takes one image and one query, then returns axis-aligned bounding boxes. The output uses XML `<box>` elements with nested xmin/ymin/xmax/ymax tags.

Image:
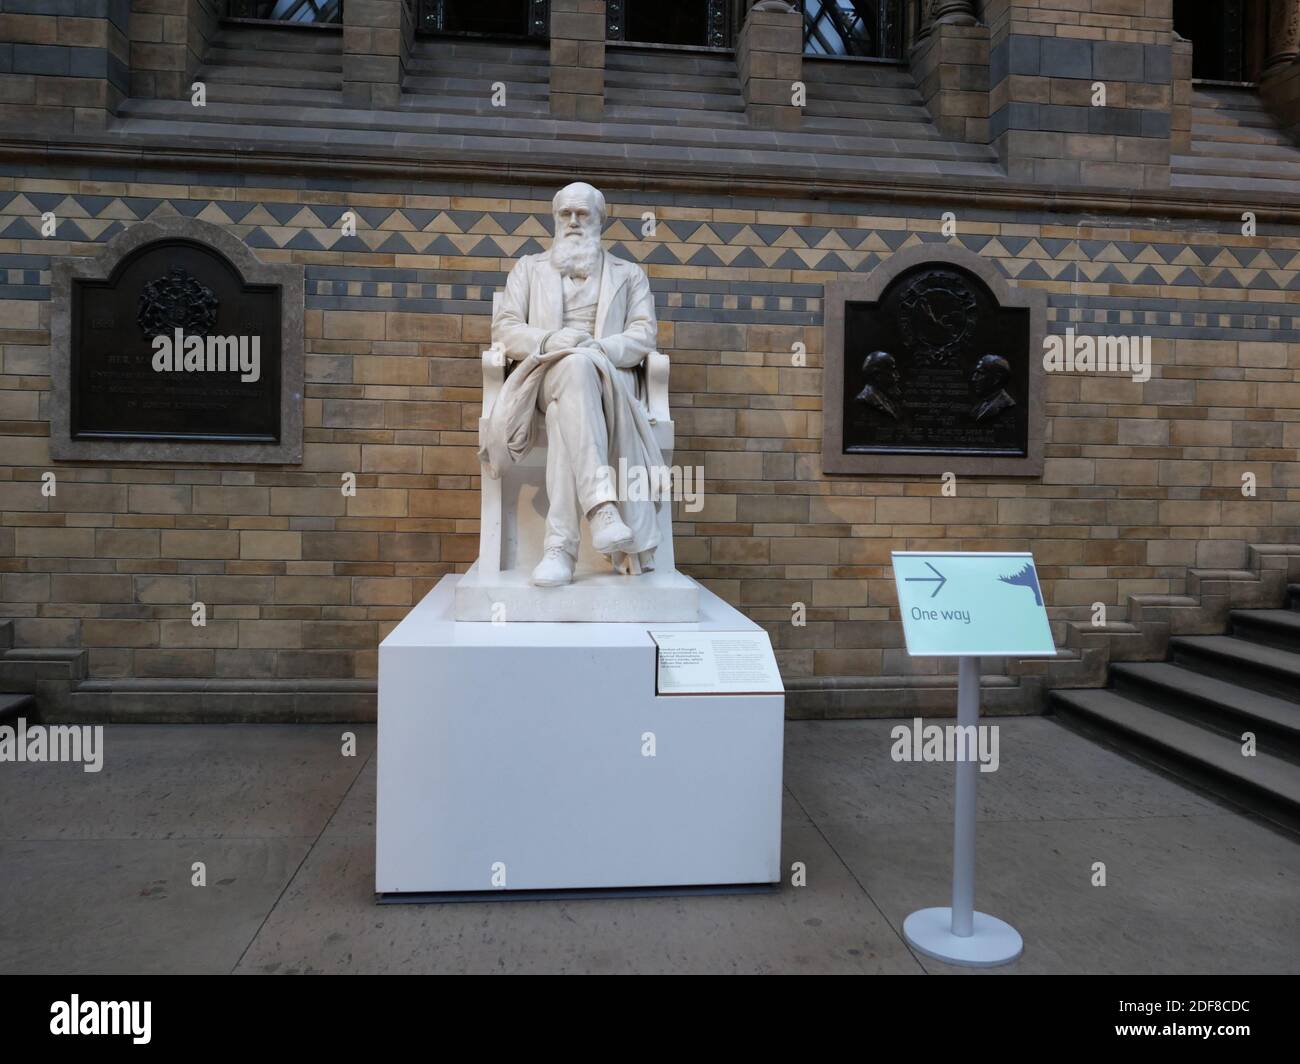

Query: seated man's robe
<box><xmin>479</xmin><ymin>250</ymin><xmax>665</xmax><ymax>569</ymax></box>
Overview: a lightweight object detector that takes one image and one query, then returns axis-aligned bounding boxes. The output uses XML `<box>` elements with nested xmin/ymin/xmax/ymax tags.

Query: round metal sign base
<box><xmin>903</xmin><ymin>907</ymin><xmax>1023</xmax><ymax>968</ymax></box>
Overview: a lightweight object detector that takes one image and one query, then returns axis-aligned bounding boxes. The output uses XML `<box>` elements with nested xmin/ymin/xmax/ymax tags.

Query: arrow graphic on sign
<box><xmin>905</xmin><ymin>562</ymin><xmax>947</xmax><ymax>598</ymax></box>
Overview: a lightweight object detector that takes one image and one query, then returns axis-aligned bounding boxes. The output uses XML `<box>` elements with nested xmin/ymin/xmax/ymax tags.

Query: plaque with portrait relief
<box><xmin>822</xmin><ymin>245</ymin><xmax>1046</xmax><ymax>477</ymax></box>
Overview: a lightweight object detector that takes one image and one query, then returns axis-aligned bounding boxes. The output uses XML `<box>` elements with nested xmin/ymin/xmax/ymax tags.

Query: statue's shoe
<box><xmin>531</xmin><ymin>547</ymin><xmax>575</xmax><ymax>587</ymax></box>
<box><xmin>589</xmin><ymin>503</ymin><xmax>635</xmax><ymax>554</ymax></box>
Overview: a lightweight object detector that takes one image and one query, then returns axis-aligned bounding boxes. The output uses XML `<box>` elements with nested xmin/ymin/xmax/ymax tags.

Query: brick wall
<box><xmin>1</xmin><ymin>170</ymin><xmax>1298</xmax><ymax>698</ymax></box>
<box><xmin>986</xmin><ymin>0</ymin><xmax>1175</xmax><ymax>188</ymax></box>
<box><xmin>0</xmin><ymin>0</ymin><xmax>131</xmax><ymax>132</ymax></box>
<box><xmin>129</xmin><ymin>0</ymin><xmax>221</xmax><ymax>101</ymax></box>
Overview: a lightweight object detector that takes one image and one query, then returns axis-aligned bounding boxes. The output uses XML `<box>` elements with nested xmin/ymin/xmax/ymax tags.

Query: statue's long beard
<box><xmin>550</xmin><ymin>232</ymin><xmax>601</xmax><ymax>279</ymax></box>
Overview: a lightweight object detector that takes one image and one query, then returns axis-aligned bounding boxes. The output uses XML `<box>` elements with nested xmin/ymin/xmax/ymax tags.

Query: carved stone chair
<box><xmin>475</xmin><ymin>291</ymin><xmax>676</xmax><ymax>580</ymax></box>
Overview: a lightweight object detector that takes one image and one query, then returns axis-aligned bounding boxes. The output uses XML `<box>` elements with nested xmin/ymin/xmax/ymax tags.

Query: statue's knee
<box><xmin>555</xmin><ymin>347</ymin><xmax>601</xmax><ymax>387</ymax></box>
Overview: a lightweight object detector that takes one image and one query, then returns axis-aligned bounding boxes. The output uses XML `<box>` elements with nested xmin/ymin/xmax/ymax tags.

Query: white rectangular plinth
<box><xmin>454</xmin><ymin>561</ymin><xmax>699</xmax><ymax>623</ymax></box>
<box><xmin>377</xmin><ymin>575</ymin><xmax>785</xmax><ymax>895</ymax></box>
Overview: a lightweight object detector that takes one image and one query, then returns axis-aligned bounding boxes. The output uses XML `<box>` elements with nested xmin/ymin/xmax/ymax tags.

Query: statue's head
<box><xmin>972</xmin><ymin>353</ymin><xmax>1010</xmax><ymax>396</ymax></box>
<box><xmin>550</xmin><ymin>182</ymin><xmax>605</xmax><ymax>278</ymax></box>
<box><xmin>861</xmin><ymin>350</ymin><xmax>899</xmax><ymax>391</ymax></box>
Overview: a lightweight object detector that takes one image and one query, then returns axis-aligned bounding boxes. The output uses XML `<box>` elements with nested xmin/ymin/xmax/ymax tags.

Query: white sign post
<box><xmin>891</xmin><ymin>551</ymin><xmax>1056</xmax><ymax>967</ymax></box>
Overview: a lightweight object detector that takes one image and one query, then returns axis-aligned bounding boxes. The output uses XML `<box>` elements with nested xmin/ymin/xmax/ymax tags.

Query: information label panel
<box><xmin>649</xmin><ymin>630</ymin><xmax>783</xmax><ymax>695</ymax></box>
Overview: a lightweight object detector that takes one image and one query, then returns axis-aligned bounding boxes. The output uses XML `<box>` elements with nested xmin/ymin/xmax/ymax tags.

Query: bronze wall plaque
<box><xmin>842</xmin><ymin>264</ymin><xmax>1030</xmax><ymax>459</ymax></box>
<box><xmin>71</xmin><ymin>238</ymin><xmax>281</xmax><ymax>443</ymax></box>
<box><xmin>822</xmin><ymin>244</ymin><xmax>1046</xmax><ymax>477</ymax></box>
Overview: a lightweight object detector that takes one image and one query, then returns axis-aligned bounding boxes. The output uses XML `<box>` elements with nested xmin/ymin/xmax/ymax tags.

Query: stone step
<box><xmin>1230</xmin><ymin>608</ymin><xmax>1300</xmax><ymax>654</ymax></box>
<box><xmin>403</xmin><ymin>75</ymin><xmax>550</xmax><ymax>101</ymax></box>
<box><xmin>802</xmin><ymin>98</ymin><xmax>934</xmax><ymax>123</ymax></box>
<box><xmin>1193</xmin><ymin>108</ymin><xmax>1286</xmax><ymax>134</ymax></box>
<box><xmin>1051</xmin><ymin>687</ymin><xmax>1300</xmax><ymax>821</ymax></box>
<box><xmin>404</xmin><ymin>57</ymin><xmax>550</xmax><ymax>82</ymax></box>
<box><xmin>210</xmin><ymin>24</ymin><xmax>342</xmax><ymax>54</ymax></box>
<box><xmin>1111</xmin><ymin>660</ymin><xmax>1300</xmax><ymax>748</ymax></box>
<box><xmin>739</xmin><ymin>147</ymin><xmax>1001</xmax><ymax>179</ymax></box>
<box><xmin>400</xmin><ymin>93</ymin><xmax>552</xmax><ymax>118</ymax></box>
<box><xmin>602</xmin><ymin>103</ymin><xmax>750</xmax><ymax>129</ymax></box>
<box><xmin>117</xmin><ymin>97</ymin><xmax>994</xmax><ymax>161</ymax></box>
<box><xmin>605</xmin><ymin>85</ymin><xmax>745</xmax><ymax>111</ymax></box>
<box><xmin>1188</xmin><ymin>138</ymin><xmax>1300</xmax><ymax>161</ymax></box>
<box><xmin>206</xmin><ymin>42</ymin><xmax>343</xmax><ymax>72</ymax></box>
<box><xmin>605</xmin><ymin>65</ymin><xmax>916</xmax><ymax>104</ymax></box>
<box><xmin>802</xmin><ymin>57</ymin><xmax>915</xmax><ymax>88</ymax></box>
<box><xmin>1189</xmin><ymin>121</ymin><xmax>1299</xmax><ymax>147</ymax></box>
<box><xmin>600</xmin><ymin>102</ymin><xmax>947</xmax><ymax>142</ymax></box>
<box><xmin>1171</xmin><ymin>153</ymin><xmax>1300</xmax><ymax>180</ymax></box>
<box><xmin>0</xmin><ymin>691</ymin><xmax>34</xmax><ymax>724</ymax></box>
<box><xmin>198</xmin><ymin>63</ymin><xmax>342</xmax><ymax>90</ymax></box>
<box><xmin>107</xmin><ymin>114</ymin><xmax>1004</xmax><ymax>180</ymax></box>
<box><xmin>800</xmin><ymin>81</ymin><xmax>923</xmax><ymax>107</ymax></box>
<box><xmin>1170</xmin><ymin>172</ymin><xmax>1300</xmax><ymax>195</ymax></box>
<box><xmin>409</xmin><ymin>38</ymin><xmax>550</xmax><ymax>63</ymax></box>
<box><xmin>1170</xmin><ymin>634</ymin><xmax>1300</xmax><ymax>703</ymax></box>
<box><xmin>1191</xmin><ymin>87</ymin><xmax>1269</xmax><ymax>110</ymax></box>
<box><xmin>801</xmin><ymin>114</ymin><xmax>945</xmax><ymax>140</ymax></box>
<box><xmin>204</xmin><ymin>81</ymin><xmax>345</xmax><ymax>108</ymax></box>
<box><xmin>604</xmin><ymin>48</ymin><xmax>739</xmax><ymax>78</ymax></box>
<box><xmin>1190</xmin><ymin>103</ymin><xmax>1272</xmax><ymax>124</ymax></box>
<box><xmin>603</xmin><ymin>68</ymin><xmax>741</xmax><ymax>95</ymax></box>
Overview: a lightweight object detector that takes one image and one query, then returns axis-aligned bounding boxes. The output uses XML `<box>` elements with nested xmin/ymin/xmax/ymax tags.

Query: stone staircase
<box><xmin>1172</xmin><ymin>84</ymin><xmax>1300</xmax><ymax>196</ymax></box>
<box><xmin>1051</xmin><ymin>583</ymin><xmax>1300</xmax><ymax>830</ymax></box>
<box><xmin>109</xmin><ymin>24</ymin><xmax>1003</xmax><ymax>183</ymax></box>
<box><xmin>0</xmin><ymin>620</ymin><xmax>36</xmax><ymax>724</ymax></box>
<box><xmin>192</xmin><ymin>22</ymin><xmax>343</xmax><ymax>103</ymax></box>
<box><xmin>402</xmin><ymin>36</ymin><xmax>551</xmax><ymax>119</ymax></box>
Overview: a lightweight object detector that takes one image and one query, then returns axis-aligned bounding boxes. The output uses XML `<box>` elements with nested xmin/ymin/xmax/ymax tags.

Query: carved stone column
<box><xmin>1263</xmin><ymin>0</ymin><xmax>1300</xmax><ymax>76</ymax></box>
<box><xmin>931</xmin><ymin>0</ymin><xmax>978</xmax><ymax>28</ymax></box>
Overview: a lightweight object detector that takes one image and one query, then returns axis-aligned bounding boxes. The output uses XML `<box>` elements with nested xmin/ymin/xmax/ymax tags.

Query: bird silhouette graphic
<box><xmin>998</xmin><ymin>563</ymin><xmax>1043</xmax><ymax>606</ymax></box>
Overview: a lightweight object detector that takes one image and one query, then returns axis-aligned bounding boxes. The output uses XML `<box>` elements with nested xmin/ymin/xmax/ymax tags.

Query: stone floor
<box><xmin>1</xmin><ymin>718</ymin><xmax>1297</xmax><ymax>975</ymax></box>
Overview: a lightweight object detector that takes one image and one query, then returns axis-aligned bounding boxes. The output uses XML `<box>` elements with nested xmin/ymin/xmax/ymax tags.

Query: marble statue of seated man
<box><xmin>478</xmin><ymin>181</ymin><xmax>666</xmax><ymax>588</ymax></box>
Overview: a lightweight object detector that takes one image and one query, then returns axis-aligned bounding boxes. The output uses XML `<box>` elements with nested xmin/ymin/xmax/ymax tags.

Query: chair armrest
<box><xmin>645</xmin><ymin>349</ymin><xmax>670</xmax><ymax>425</ymax></box>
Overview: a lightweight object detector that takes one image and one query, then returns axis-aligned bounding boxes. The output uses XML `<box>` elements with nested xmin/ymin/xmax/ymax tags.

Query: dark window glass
<box><xmin>227</xmin><ymin>1</ymin><xmax>343</xmax><ymax>23</ymax></box>
<box><xmin>419</xmin><ymin>1</ymin><xmax>543</xmax><ymax>37</ymax></box>
<box><xmin>1174</xmin><ymin>0</ymin><xmax>1248</xmax><ymax>81</ymax></box>
<box><xmin>801</xmin><ymin>0</ymin><xmax>902</xmax><ymax>60</ymax></box>
<box><xmin>623</xmin><ymin>2</ymin><xmax>707</xmax><ymax>46</ymax></box>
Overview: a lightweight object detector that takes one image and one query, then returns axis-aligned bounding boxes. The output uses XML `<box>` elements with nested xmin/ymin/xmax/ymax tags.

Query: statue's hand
<box><xmin>544</xmin><ymin>328</ymin><xmax>591</xmax><ymax>352</ymax></box>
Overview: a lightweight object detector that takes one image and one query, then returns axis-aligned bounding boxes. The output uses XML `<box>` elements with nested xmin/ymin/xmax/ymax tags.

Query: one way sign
<box><xmin>891</xmin><ymin>551</ymin><xmax>1056</xmax><ymax>658</ymax></box>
